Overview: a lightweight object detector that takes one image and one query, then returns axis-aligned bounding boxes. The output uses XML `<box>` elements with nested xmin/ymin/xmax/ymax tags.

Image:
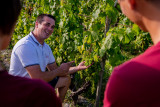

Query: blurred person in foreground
<box><xmin>0</xmin><ymin>0</ymin><xmax>61</xmax><ymax>107</ymax></box>
<box><xmin>104</xmin><ymin>0</ymin><xmax>160</xmax><ymax>106</ymax></box>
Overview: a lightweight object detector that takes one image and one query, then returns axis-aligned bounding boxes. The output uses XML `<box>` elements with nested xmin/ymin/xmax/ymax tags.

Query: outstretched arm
<box><xmin>68</xmin><ymin>61</ymin><xmax>92</xmax><ymax>74</ymax></box>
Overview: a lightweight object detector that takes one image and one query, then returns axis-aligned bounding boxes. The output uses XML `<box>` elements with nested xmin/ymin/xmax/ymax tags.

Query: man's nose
<box><xmin>48</xmin><ymin>27</ymin><xmax>53</xmax><ymax>32</ymax></box>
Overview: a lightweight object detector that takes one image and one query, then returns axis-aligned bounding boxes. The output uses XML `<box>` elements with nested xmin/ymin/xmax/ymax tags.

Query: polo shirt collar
<box><xmin>29</xmin><ymin>32</ymin><xmax>46</xmax><ymax>47</ymax></box>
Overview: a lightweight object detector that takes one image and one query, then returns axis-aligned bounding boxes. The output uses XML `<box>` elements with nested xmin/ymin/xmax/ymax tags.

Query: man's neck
<box><xmin>143</xmin><ymin>19</ymin><xmax>160</xmax><ymax>45</ymax></box>
<box><xmin>32</xmin><ymin>30</ymin><xmax>44</xmax><ymax>45</ymax></box>
<box><xmin>139</xmin><ymin>1</ymin><xmax>160</xmax><ymax>45</ymax></box>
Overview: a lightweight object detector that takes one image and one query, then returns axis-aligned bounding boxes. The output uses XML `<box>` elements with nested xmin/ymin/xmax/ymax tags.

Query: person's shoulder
<box><xmin>0</xmin><ymin>71</ymin><xmax>61</xmax><ymax>107</ymax></box>
<box><xmin>26</xmin><ymin>79</ymin><xmax>62</xmax><ymax>106</ymax></box>
<box><xmin>114</xmin><ymin>60</ymin><xmax>137</xmax><ymax>73</ymax></box>
<box><xmin>15</xmin><ymin>34</ymin><xmax>31</xmax><ymax>44</ymax></box>
<box><xmin>13</xmin><ymin>35</ymin><xmax>34</xmax><ymax>49</ymax></box>
<box><xmin>44</xmin><ymin>42</ymin><xmax>51</xmax><ymax>48</ymax></box>
<box><xmin>133</xmin><ymin>43</ymin><xmax>160</xmax><ymax>62</ymax></box>
<box><xmin>9</xmin><ymin>75</ymin><xmax>55</xmax><ymax>96</ymax></box>
<box><xmin>111</xmin><ymin>59</ymin><xmax>146</xmax><ymax>80</ymax></box>
<box><xmin>114</xmin><ymin>44</ymin><xmax>160</xmax><ymax>74</ymax></box>
<box><xmin>13</xmin><ymin>39</ymin><xmax>36</xmax><ymax>54</ymax></box>
<box><xmin>44</xmin><ymin>42</ymin><xmax>53</xmax><ymax>51</ymax></box>
<box><xmin>112</xmin><ymin>55</ymin><xmax>160</xmax><ymax>82</ymax></box>
<box><xmin>13</xmin><ymin>76</ymin><xmax>62</xmax><ymax>106</ymax></box>
<box><xmin>17</xmin><ymin>76</ymin><xmax>52</xmax><ymax>90</ymax></box>
<box><xmin>31</xmin><ymin>79</ymin><xmax>54</xmax><ymax>90</ymax></box>
<box><xmin>2</xmin><ymin>72</ymin><xmax>53</xmax><ymax>92</ymax></box>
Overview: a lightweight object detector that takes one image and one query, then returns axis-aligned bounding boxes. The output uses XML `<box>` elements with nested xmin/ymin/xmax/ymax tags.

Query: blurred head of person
<box><xmin>118</xmin><ymin>0</ymin><xmax>160</xmax><ymax>32</ymax></box>
<box><xmin>0</xmin><ymin>0</ymin><xmax>21</xmax><ymax>50</ymax></box>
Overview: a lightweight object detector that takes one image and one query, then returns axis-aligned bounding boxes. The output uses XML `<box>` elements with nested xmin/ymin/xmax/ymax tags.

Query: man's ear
<box><xmin>129</xmin><ymin>0</ymin><xmax>136</xmax><ymax>9</ymax></box>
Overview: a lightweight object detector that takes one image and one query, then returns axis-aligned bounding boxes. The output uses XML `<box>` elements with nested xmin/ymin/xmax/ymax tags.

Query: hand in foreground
<box><xmin>77</xmin><ymin>61</ymin><xmax>93</xmax><ymax>71</ymax></box>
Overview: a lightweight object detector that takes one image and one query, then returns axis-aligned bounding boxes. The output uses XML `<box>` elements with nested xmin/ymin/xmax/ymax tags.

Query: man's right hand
<box><xmin>58</xmin><ymin>61</ymin><xmax>75</xmax><ymax>76</ymax></box>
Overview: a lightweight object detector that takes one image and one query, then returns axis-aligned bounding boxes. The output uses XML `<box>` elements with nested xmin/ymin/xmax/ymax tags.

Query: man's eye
<box><xmin>45</xmin><ymin>23</ymin><xmax>50</xmax><ymax>26</ymax></box>
<box><xmin>51</xmin><ymin>26</ymin><xmax>55</xmax><ymax>29</ymax></box>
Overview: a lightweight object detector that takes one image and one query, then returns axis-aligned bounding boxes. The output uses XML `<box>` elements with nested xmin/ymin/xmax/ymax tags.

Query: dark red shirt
<box><xmin>0</xmin><ymin>70</ymin><xmax>61</xmax><ymax>107</ymax></box>
<box><xmin>104</xmin><ymin>42</ymin><xmax>160</xmax><ymax>107</ymax></box>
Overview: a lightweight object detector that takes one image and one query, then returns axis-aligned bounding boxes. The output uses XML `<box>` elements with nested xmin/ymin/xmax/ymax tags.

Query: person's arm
<box><xmin>26</xmin><ymin>61</ymin><xmax>74</xmax><ymax>82</ymax></box>
<box><xmin>47</xmin><ymin>62</ymin><xmax>58</xmax><ymax>71</ymax></box>
<box><xmin>47</xmin><ymin>61</ymin><xmax>92</xmax><ymax>76</ymax></box>
<box><xmin>26</xmin><ymin>65</ymin><xmax>58</xmax><ymax>82</ymax></box>
<box><xmin>68</xmin><ymin>61</ymin><xmax>92</xmax><ymax>74</ymax></box>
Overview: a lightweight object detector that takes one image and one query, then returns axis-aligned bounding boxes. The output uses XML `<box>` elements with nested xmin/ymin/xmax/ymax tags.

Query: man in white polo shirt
<box><xmin>9</xmin><ymin>14</ymin><xmax>91</xmax><ymax>102</ymax></box>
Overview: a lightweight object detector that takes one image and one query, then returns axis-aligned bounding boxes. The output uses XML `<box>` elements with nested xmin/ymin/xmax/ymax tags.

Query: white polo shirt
<box><xmin>9</xmin><ymin>32</ymin><xmax>55</xmax><ymax>78</ymax></box>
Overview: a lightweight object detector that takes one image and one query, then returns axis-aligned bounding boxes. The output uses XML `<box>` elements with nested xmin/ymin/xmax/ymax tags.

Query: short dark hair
<box><xmin>36</xmin><ymin>14</ymin><xmax>56</xmax><ymax>24</ymax></box>
<box><xmin>0</xmin><ymin>0</ymin><xmax>21</xmax><ymax>36</ymax></box>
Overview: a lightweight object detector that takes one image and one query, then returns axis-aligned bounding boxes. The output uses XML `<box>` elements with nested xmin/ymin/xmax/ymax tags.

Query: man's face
<box><xmin>36</xmin><ymin>16</ymin><xmax>55</xmax><ymax>40</ymax></box>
